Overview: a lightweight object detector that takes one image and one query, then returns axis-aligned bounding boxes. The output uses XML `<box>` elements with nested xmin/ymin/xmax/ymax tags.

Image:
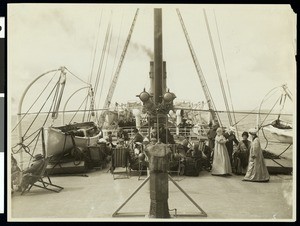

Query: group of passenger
<box><xmin>101</xmin><ymin>123</ymin><xmax>270</xmax><ymax>182</ymax></box>
<box><xmin>208</xmin><ymin>123</ymin><xmax>270</xmax><ymax>182</ymax></box>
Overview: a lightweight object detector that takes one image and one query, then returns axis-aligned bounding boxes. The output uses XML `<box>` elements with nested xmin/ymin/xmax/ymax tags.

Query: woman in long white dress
<box><xmin>243</xmin><ymin>128</ymin><xmax>270</xmax><ymax>182</ymax></box>
<box><xmin>211</xmin><ymin>128</ymin><xmax>232</xmax><ymax>176</ymax></box>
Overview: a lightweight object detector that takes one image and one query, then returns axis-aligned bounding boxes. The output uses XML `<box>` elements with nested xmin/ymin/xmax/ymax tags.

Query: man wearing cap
<box><xmin>243</xmin><ymin>128</ymin><xmax>269</xmax><ymax>182</ymax></box>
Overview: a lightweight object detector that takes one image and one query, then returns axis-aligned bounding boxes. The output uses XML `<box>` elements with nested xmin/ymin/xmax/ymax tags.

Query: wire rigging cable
<box><xmin>65</xmin><ymin>68</ymin><xmax>91</xmax><ymax>86</ymax></box>
<box><xmin>98</xmin><ymin>25</ymin><xmax>114</xmax><ymax>109</ymax></box>
<box><xmin>69</xmin><ymin>95</ymin><xmax>90</xmax><ymax>124</ymax></box>
<box><xmin>203</xmin><ymin>9</ymin><xmax>233</xmax><ymax>126</ymax></box>
<box><xmin>89</xmin><ymin>9</ymin><xmax>104</xmax><ymax>86</ymax></box>
<box><xmin>103</xmin><ymin>8</ymin><xmax>139</xmax><ymax>109</ymax></box>
<box><xmin>11</xmin><ymin>71</ymin><xmax>58</xmax><ymax>133</ymax></box>
<box><xmin>22</xmin><ymin>82</ymin><xmax>59</xmax><ymax>138</ymax></box>
<box><xmin>176</xmin><ymin>9</ymin><xmax>222</xmax><ymax>126</ymax></box>
<box><xmin>83</xmin><ymin>9</ymin><xmax>104</xmax><ymax>122</ymax></box>
<box><xmin>213</xmin><ymin>10</ymin><xmax>239</xmax><ymax>135</ymax></box>
<box><xmin>258</xmin><ymin>85</ymin><xmax>282</xmax><ymax>125</ymax></box>
<box><xmin>94</xmin><ymin>12</ymin><xmax>113</xmax><ymax>98</ymax></box>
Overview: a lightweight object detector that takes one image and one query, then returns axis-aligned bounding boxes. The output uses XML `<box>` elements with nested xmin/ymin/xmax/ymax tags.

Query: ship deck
<box><xmin>9</xmin><ymin>167</ymin><xmax>294</xmax><ymax>221</ymax></box>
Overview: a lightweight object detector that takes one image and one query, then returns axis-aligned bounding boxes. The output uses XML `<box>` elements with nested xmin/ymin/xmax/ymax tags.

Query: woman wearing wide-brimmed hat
<box><xmin>243</xmin><ymin>128</ymin><xmax>270</xmax><ymax>182</ymax></box>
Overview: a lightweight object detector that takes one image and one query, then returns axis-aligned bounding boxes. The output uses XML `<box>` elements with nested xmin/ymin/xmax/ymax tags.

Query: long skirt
<box><xmin>211</xmin><ymin>144</ymin><xmax>232</xmax><ymax>175</ymax></box>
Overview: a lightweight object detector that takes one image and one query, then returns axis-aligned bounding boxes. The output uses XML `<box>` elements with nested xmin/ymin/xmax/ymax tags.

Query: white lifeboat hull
<box><xmin>264</xmin><ymin>120</ymin><xmax>293</xmax><ymax>144</ymax></box>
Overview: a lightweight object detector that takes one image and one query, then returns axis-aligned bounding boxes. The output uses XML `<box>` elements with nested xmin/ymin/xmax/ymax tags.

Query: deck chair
<box><xmin>137</xmin><ymin>157</ymin><xmax>148</xmax><ymax>180</ymax></box>
<box><xmin>21</xmin><ymin>157</ymin><xmax>64</xmax><ymax>195</ymax></box>
<box><xmin>86</xmin><ymin>146</ymin><xmax>106</xmax><ymax>170</ymax></box>
<box><xmin>168</xmin><ymin>145</ymin><xmax>183</xmax><ymax>176</ymax></box>
<box><xmin>111</xmin><ymin>147</ymin><xmax>130</xmax><ymax>180</ymax></box>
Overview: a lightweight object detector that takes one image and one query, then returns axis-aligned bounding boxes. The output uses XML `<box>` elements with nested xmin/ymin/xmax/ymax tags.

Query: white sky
<box><xmin>8</xmin><ymin>4</ymin><xmax>296</xmax><ymax>115</ymax></box>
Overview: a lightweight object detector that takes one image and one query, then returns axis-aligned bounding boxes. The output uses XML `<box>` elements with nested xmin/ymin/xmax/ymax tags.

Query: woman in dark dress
<box><xmin>234</xmin><ymin>131</ymin><xmax>251</xmax><ymax>175</ymax></box>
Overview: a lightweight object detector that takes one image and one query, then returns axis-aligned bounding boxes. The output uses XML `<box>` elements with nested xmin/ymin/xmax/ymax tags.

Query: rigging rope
<box><xmin>64</xmin><ymin>68</ymin><xmax>91</xmax><ymax>86</ymax></box>
<box><xmin>14</xmin><ymin>81</ymin><xmax>59</xmax><ymax>156</ymax></box>
<box><xmin>89</xmin><ymin>9</ymin><xmax>104</xmax><ymax>86</ymax></box>
<box><xmin>69</xmin><ymin>95</ymin><xmax>89</xmax><ymax>124</ymax></box>
<box><xmin>203</xmin><ymin>9</ymin><xmax>233</xmax><ymax>126</ymax></box>
<box><xmin>213</xmin><ymin>10</ymin><xmax>239</xmax><ymax>135</ymax></box>
<box><xmin>17</xmin><ymin>107</ymin><xmax>110</xmax><ymax>116</ymax></box>
<box><xmin>176</xmin><ymin>9</ymin><xmax>222</xmax><ymax>127</ymax></box>
<box><xmin>231</xmin><ymin>106</ymin><xmax>259</xmax><ymax>126</ymax></box>
<box><xmin>259</xmin><ymin>95</ymin><xmax>281</xmax><ymax>128</ymax></box>
<box><xmin>258</xmin><ymin>85</ymin><xmax>282</xmax><ymax>125</ymax></box>
<box><xmin>84</xmin><ymin>9</ymin><xmax>104</xmax><ymax>122</ymax></box>
<box><xmin>22</xmin><ymin>80</ymin><xmax>60</xmax><ymax>138</ymax></box>
<box><xmin>92</xmin><ymin>18</ymin><xmax>112</xmax><ymax>122</ymax></box>
<box><xmin>11</xmin><ymin>71</ymin><xmax>58</xmax><ymax>133</ymax></box>
<box><xmin>98</xmin><ymin>25</ymin><xmax>114</xmax><ymax>110</ymax></box>
<box><xmin>12</xmin><ymin>93</ymin><xmax>56</xmax><ymax>155</ymax></box>
<box><xmin>94</xmin><ymin>12</ymin><xmax>113</xmax><ymax>97</ymax></box>
<box><xmin>27</xmin><ymin>129</ymin><xmax>42</xmax><ymax>167</ymax></box>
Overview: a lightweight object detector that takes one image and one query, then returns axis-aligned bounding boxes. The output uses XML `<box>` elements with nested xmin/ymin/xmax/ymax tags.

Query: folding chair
<box><xmin>21</xmin><ymin>157</ymin><xmax>64</xmax><ymax>195</ymax></box>
<box><xmin>168</xmin><ymin>144</ymin><xmax>183</xmax><ymax>176</ymax></box>
<box><xmin>137</xmin><ymin>158</ymin><xmax>148</xmax><ymax>180</ymax></box>
<box><xmin>86</xmin><ymin>145</ymin><xmax>106</xmax><ymax>170</ymax></box>
<box><xmin>111</xmin><ymin>147</ymin><xmax>131</xmax><ymax>180</ymax></box>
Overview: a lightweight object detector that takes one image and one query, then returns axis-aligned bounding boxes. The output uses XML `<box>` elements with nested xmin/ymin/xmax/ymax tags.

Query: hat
<box><xmin>118</xmin><ymin>138</ymin><xmax>125</xmax><ymax>142</ymax></box>
<box><xmin>135</xmin><ymin>142</ymin><xmax>142</xmax><ymax>146</ymax></box>
<box><xmin>133</xmin><ymin>128</ymin><xmax>138</xmax><ymax>133</ymax></box>
<box><xmin>248</xmin><ymin>128</ymin><xmax>258</xmax><ymax>135</ymax></box>
<box><xmin>242</xmin><ymin>131</ymin><xmax>249</xmax><ymax>137</ymax></box>
<box><xmin>150</xmin><ymin>137</ymin><xmax>157</xmax><ymax>141</ymax></box>
<box><xmin>143</xmin><ymin>137</ymin><xmax>149</xmax><ymax>142</ymax></box>
<box><xmin>225</xmin><ymin>126</ymin><xmax>236</xmax><ymax>134</ymax></box>
<box><xmin>98</xmin><ymin>138</ymin><xmax>106</xmax><ymax>143</ymax></box>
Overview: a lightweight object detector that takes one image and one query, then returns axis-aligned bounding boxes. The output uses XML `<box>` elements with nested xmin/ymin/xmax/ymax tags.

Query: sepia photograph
<box><xmin>7</xmin><ymin>3</ymin><xmax>296</xmax><ymax>221</ymax></box>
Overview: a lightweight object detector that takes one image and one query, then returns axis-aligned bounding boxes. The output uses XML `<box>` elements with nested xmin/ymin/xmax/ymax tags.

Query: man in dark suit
<box><xmin>223</xmin><ymin>127</ymin><xmax>239</xmax><ymax>170</ymax></box>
